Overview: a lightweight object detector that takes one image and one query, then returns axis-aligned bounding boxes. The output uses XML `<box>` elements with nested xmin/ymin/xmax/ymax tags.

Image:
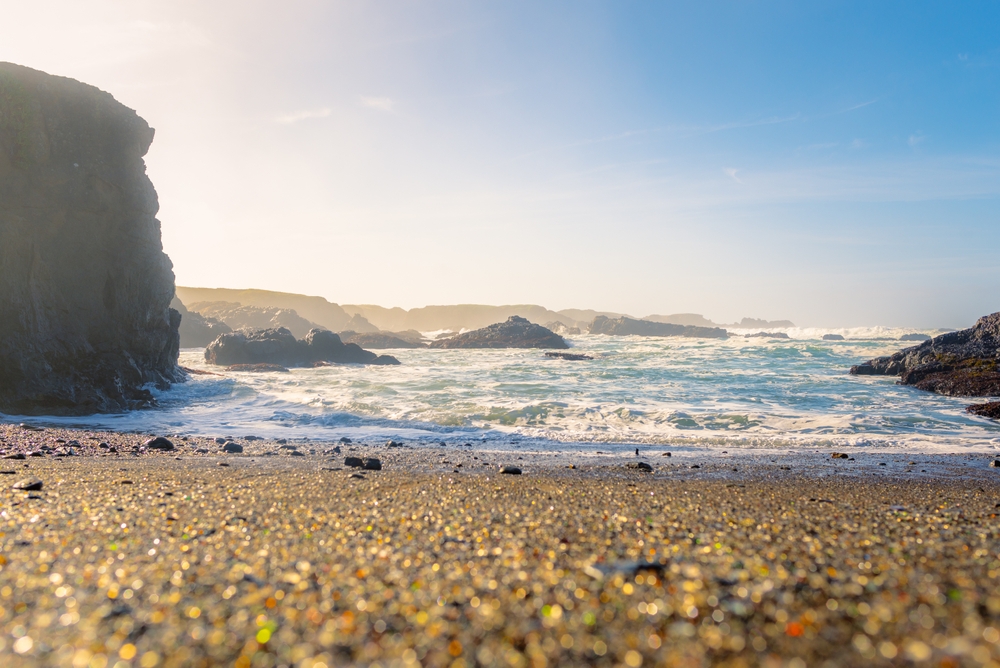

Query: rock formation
<box><xmin>171</xmin><ymin>297</ymin><xmax>231</xmax><ymax>348</ymax></box>
<box><xmin>204</xmin><ymin>328</ymin><xmax>399</xmax><ymax>367</ymax></box>
<box><xmin>187</xmin><ymin>301</ymin><xmax>320</xmax><ymax>339</ymax></box>
<box><xmin>745</xmin><ymin>332</ymin><xmax>791</xmax><ymax>339</ymax></box>
<box><xmin>899</xmin><ymin>333</ymin><xmax>932</xmax><ymax>342</ymax></box>
<box><xmin>0</xmin><ymin>63</ymin><xmax>182</xmax><ymax>414</ymax></box>
<box><xmin>429</xmin><ymin>317</ymin><xmax>568</xmax><ymax>349</ymax></box>
<box><xmin>822</xmin><ymin>334</ymin><xmax>845</xmax><ymax>341</ymax></box>
<box><xmin>850</xmin><ymin>312</ymin><xmax>1000</xmax><ymax>397</ymax></box>
<box><xmin>588</xmin><ymin>316</ymin><xmax>728</xmax><ymax>340</ymax></box>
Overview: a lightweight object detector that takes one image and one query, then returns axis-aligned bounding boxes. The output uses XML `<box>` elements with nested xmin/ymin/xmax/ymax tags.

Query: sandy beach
<box><xmin>2</xmin><ymin>422</ymin><xmax>1000</xmax><ymax>667</ymax></box>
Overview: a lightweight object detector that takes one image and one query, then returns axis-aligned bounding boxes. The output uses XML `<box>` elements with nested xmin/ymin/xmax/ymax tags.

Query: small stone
<box><xmin>144</xmin><ymin>437</ymin><xmax>175</xmax><ymax>451</ymax></box>
<box><xmin>244</xmin><ymin>435</ymin><xmax>261</xmax><ymax>441</ymax></box>
<box><xmin>339</xmin><ymin>437</ymin><xmax>352</xmax><ymax>444</ymax></box>
<box><xmin>195</xmin><ymin>448</ymin><xmax>209</xmax><ymax>454</ymax></box>
<box><xmin>991</xmin><ymin>460</ymin><xmax>1000</xmax><ymax>468</ymax></box>
<box><xmin>349</xmin><ymin>473</ymin><xmax>366</xmax><ymax>479</ymax></box>
<box><xmin>218</xmin><ymin>462</ymin><xmax>230</xmax><ymax>467</ymax></box>
<box><xmin>99</xmin><ymin>442</ymin><xmax>110</xmax><ymax>449</ymax></box>
<box><xmin>831</xmin><ymin>453</ymin><xmax>849</xmax><ymax>459</ymax></box>
<box><xmin>345</xmin><ymin>456</ymin><xmax>365</xmax><ymax>468</ymax></box>
<box><xmin>3</xmin><ymin>453</ymin><xmax>25</xmax><ymax>460</ymax></box>
<box><xmin>363</xmin><ymin>458</ymin><xmax>382</xmax><ymax>471</ymax></box>
<box><xmin>222</xmin><ymin>442</ymin><xmax>244</xmax><ymax>453</ymax></box>
<box><xmin>121</xmin><ymin>480</ymin><xmax>133</xmax><ymax>485</ymax></box>
<box><xmin>19</xmin><ymin>424</ymin><xmax>44</xmax><ymax>432</ymax></box>
<box><xmin>387</xmin><ymin>440</ymin><xmax>403</xmax><ymax>448</ymax></box>
<box><xmin>662</xmin><ymin>452</ymin><xmax>672</xmax><ymax>457</ymax></box>
<box><xmin>13</xmin><ymin>477</ymin><xmax>43</xmax><ymax>491</ymax></box>
<box><xmin>279</xmin><ymin>444</ymin><xmax>298</xmax><ymax>450</ymax></box>
<box><xmin>28</xmin><ymin>451</ymin><xmax>44</xmax><ymax>457</ymax></box>
<box><xmin>290</xmin><ymin>451</ymin><xmax>305</xmax><ymax>457</ymax></box>
<box><xmin>690</xmin><ymin>464</ymin><xmax>700</xmax><ymax>469</ymax></box>
<box><xmin>626</xmin><ymin>462</ymin><xmax>653</xmax><ymax>472</ymax></box>
<box><xmin>214</xmin><ymin>438</ymin><xmax>227</xmax><ymax>444</ymax></box>
<box><xmin>500</xmin><ymin>466</ymin><xmax>522</xmax><ymax>475</ymax></box>
<box><xmin>275</xmin><ymin>439</ymin><xmax>287</xmax><ymax>445</ymax></box>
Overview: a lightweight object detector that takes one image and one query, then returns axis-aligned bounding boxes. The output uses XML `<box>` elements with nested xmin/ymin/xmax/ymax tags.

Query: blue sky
<box><xmin>2</xmin><ymin>1</ymin><xmax>998</xmax><ymax>326</ymax></box>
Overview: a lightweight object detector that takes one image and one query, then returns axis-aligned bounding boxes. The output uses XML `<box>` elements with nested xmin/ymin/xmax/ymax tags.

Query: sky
<box><xmin>2</xmin><ymin>1</ymin><xmax>998</xmax><ymax>327</ymax></box>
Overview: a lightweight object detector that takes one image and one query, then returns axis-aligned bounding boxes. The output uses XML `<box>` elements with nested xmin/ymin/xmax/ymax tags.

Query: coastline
<box><xmin>2</xmin><ymin>422</ymin><xmax>1000</xmax><ymax>666</ymax></box>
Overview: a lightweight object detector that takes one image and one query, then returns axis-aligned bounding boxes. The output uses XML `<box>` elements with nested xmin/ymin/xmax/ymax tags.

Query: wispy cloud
<box><xmin>838</xmin><ymin>99</ymin><xmax>877</xmax><ymax>114</ymax></box>
<box><xmin>361</xmin><ymin>96</ymin><xmax>395</xmax><ymax>112</ymax></box>
<box><xmin>908</xmin><ymin>133</ymin><xmax>926</xmax><ymax>147</ymax></box>
<box><xmin>724</xmin><ymin>168</ymin><xmax>743</xmax><ymax>183</ymax></box>
<box><xmin>275</xmin><ymin>108</ymin><xmax>332</xmax><ymax>124</ymax></box>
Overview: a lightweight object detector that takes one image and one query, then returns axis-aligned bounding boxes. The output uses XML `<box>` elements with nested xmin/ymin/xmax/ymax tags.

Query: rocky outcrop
<box><xmin>429</xmin><ymin>316</ymin><xmax>568</xmax><ymax>349</ymax></box>
<box><xmin>176</xmin><ymin>287</ymin><xmax>355</xmax><ymax>332</ymax></box>
<box><xmin>900</xmin><ymin>333</ymin><xmax>931</xmax><ymax>342</ymax></box>
<box><xmin>589</xmin><ymin>316</ymin><xmax>728</xmax><ymax>339</ymax></box>
<box><xmin>204</xmin><ymin>328</ymin><xmax>399</xmax><ymax>367</ymax></box>
<box><xmin>850</xmin><ymin>312</ymin><xmax>1000</xmax><ymax>397</ymax></box>
<box><xmin>544</xmin><ymin>321</ymin><xmax>581</xmax><ymax>336</ymax></box>
<box><xmin>733</xmin><ymin>317</ymin><xmax>795</xmax><ymax>329</ymax></box>
<box><xmin>343</xmin><ymin>313</ymin><xmax>379</xmax><ymax>334</ymax></box>
<box><xmin>0</xmin><ymin>63</ymin><xmax>182</xmax><ymax>415</ymax></box>
<box><xmin>340</xmin><ymin>331</ymin><xmax>427</xmax><ymax>349</ymax></box>
<box><xmin>188</xmin><ymin>301</ymin><xmax>320</xmax><ymax>339</ymax></box>
<box><xmin>822</xmin><ymin>334</ymin><xmax>845</xmax><ymax>341</ymax></box>
<box><xmin>171</xmin><ymin>297</ymin><xmax>231</xmax><ymax>348</ymax></box>
<box><xmin>968</xmin><ymin>402</ymin><xmax>1000</xmax><ymax>419</ymax></box>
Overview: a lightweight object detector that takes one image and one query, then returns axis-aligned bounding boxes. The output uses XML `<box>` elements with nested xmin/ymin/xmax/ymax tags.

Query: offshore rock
<box><xmin>900</xmin><ymin>333</ymin><xmax>932</xmax><ymax>342</ymax></box>
<box><xmin>849</xmin><ymin>312</ymin><xmax>1000</xmax><ymax>397</ymax></box>
<box><xmin>822</xmin><ymin>334</ymin><xmax>845</xmax><ymax>341</ymax></box>
<box><xmin>744</xmin><ymin>332</ymin><xmax>791</xmax><ymax>339</ymax></box>
<box><xmin>171</xmin><ymin>297</ymin><xmax>231</xmax><ymax>348</ymax></box>
<box><xmin>429</xmin><ymin>316</ymin><xmax>568</xmax><ymax>349</ymax></box>
<box><xmin>0</xmin><ymin>63</ymin><xmax>182</xmax><ymax>415</ymax></box>
<box><xmin>967</xmin><ymin>402</ymin><xmax>1000</xmax><ymax>420</ymax></box>
<box><xmin>204</xmin><ymin>328</ymin><xmax>399</xmax><ymax>367</ymax></box>
<box><xmin>589</xmin><ymin>315</ymin><xmax>728</xmax><ymax>340</ymax></box>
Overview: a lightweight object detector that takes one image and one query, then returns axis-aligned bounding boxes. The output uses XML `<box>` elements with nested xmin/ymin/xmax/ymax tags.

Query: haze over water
<box><xmin>22</xmin><ymin>330</ymin><xmax>1000</xmax><ymax>453</ymax></box>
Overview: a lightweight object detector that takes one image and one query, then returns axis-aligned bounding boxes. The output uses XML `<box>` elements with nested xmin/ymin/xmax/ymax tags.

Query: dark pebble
<box><xmin>345</xmin><ymin>456</ymin><xmax>365</xmax><ymax>468</ymax></box>
<box><xmin>363</xmin><ymin>458</ymin><xmax>382</xmax><ymax>471</ymax></box>
<box><xmin>626</xmin><ymin>462</ymin><xmax>653</xmax><ymax>472</ymax></box>
<box><xmin>500</xmin><ymin>466</ymin><xmax>522</xmax><ymax>475</ymax></box>
<box><xmin>12</xmin><ymin>477</ymin><xmax>43</xmax><ymax>491</ymax></box>
<box><xmin>144</xmin><ymin>437</ymin><xmax>175</xmax><ymax>451</ymax></box>
<box><xmin>222</xmin><ymin>442</ymin><xmax>244</xmax><ymax>453</ymax></box>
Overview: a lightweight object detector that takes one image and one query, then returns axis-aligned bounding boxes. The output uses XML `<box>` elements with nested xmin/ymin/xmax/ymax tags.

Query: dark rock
<box><xmin>222</xmin><ymin>442</ymin><xmax>243</xmax><ymax>453</ymax></box>
<box><xmin>279</xmin><ymin>444</ymin><xmax>298</xmax><ymax>450</ymax></box>
<box><xmin>340</xmin><ymin>331</ymin><xmax>427</xmax><ymax>349</ymax></box>
<box><xmin>363</xmin><ymin>458</ymin><xmax>382</xmax><ymax>470</ymax></box>
<box><xmin>27</xmin><ymin>451</ymin><xmax>43</xmax><ymax>457</ymax></box>
<box><xmin>589</xmin><ymin>316</ymin><xmax>727</xmax><ymax>340</ymax></box>
<box><xmin>991</xmin><ymin>460</ymin><xmax>1000</xmax><ymax>468</ymax></box>
<box><xmin>831</xmin><ymin>453</ymin><xmax>849</xmax><ymax>459</ymax></box>
<box><xmin>500</xmin><ymin>466</ymin><xmax>522</xmax><ymax>475</ymax></box>
<box><xmin>339</xmin><ymin>437</ymin><xmax>352</xmax><ymax>443</ymax></box>
<box><xmin>186</xmin><ymin>301</ymin><xmax>321</xmax><ymax>339</ymax></box>
<box><xmin>386</xmin><ymin>440</ymin><xmax>403</xmax><ymax>448</ymax></box>
<box><xmin>822</xmin><ymin>334</ymin><xmax>845</xmax><ymax>341</ymax></box>
<box><xmin>12</xmin><ymin>477</ymin><xmax>42</xmax><ymax>491</ymax></box>
<box><xmin>144</xmin><ymin>437</ymin><xmax>174</xmax><ymax>451</ymax></box>
<box><xmin>3</xmin><ymin>453</ymin><xmax>25</xmax><ymax>460</ymax></box>
<box><xmin>214</xmin><ymin>437</ymin><xmax>227</xmax><ymax>444</ymax></box>
<box><xmin>19</xmin><ymin>424</ymin><xmax>44</xmax><ymax>432</ymax></box>
<box><xmin>344</xmin><ymin>456</ymin><xmax>364</xmax><ymax>468</ymax></box>
<box><xmin>430</xmin><ymin>316</ymin><xmax>568</xmax><ymax>349</ymax></box>
<box><xmin>900</xmin><ymin>333</ymin><xmax>932</xmax><ymax>342</ymax></box>
<box><xmin>194</xmin><ymin>448</ymin><xmax>209</xmax><ymax>454</ymax></box>
<box><xmin>205</xmin><ymin>327</ymin><xmax>398</xmax><ymax>367</ymax></box>
<box><xmin>626</xmin><ymin>462</ymin><xmax>653</xmax><ymax>472</ymax></box>
<box><xmin>171</xmin><ymin>298</ymin><xmax>231</xmax><ymax>348</ymax></box>
<box><xmin>745</xmin><ymin>332</ymin><xmax>790</xmax><ymax>339</ymax></box>
<box><xmin>290</xmin><ymin>451</ymin><xmax>305</xmax><ymax>457</ymax></box>
<box><xmin>275</xmin><ymin>439</ymin><xmax>287</xmax><ymax>445</ymax></box>
<box><xmin>544</xmin><ymin>352</ymin><xmax>593</xmax><ymax>361</ymax></box>
<box><xmin>849</xmin><ymin>312</ymin><xmax>1000</xmax><ymax>396</ymax></box>
<box><xmin>968</xmin><ymin>402</ymin><xmax>1000</xmax><ymax>420</ymax></box>
<box><xmin>349</xmin><ymin>473</ymin><xmax>366</xmax><ymax>479</ymax></box>
<box><xmin>0</xmin><ymin>63</ymin><xmax>182</xmax><ymax>415</ymax></box>
<box><xmin>217</xmin><ymin>461</ymin><xmax>229</xmax><ymax>467</ymax></box>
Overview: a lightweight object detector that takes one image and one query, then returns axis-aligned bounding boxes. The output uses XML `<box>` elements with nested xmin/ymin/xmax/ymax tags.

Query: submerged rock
<box><xmin>340</xmin><ymin>331</ymin><xmax>427</xmax><ymax>349</ymax></box>
<box><xmin>900</xmin><ymin>333</ymin><xmax>932</xmax><ymax>342</ymax></box>
<box><xmin>822</xmin><ymin>334</ymin><xmax>845</xmax><ymax>341</ymax></box>
<box><xmin>589</xmin><ymin>316</ymin><xmax>728</xmax><ymax>339</ymax></box>
<box><xmin>545</xmin><ymin>352</ymin><xmax>593</xmax><ymax>361</ymax></box>
<box><xmin>205</xmin><ymin>328</ymin><xmax>399</xmax><ymax>367</ymax></box>
<box><xmin>850</xmin><ymin>312</ymin><xmax>1000</xmax><ymax>397</ymax></box>
<box><xmin>967</xmin><ymin>402</ymin><xmax>1000</xmax><ymax>420</ymax></box>
<box><xmin>0</xmin><ymin>63</ymin><xmax>182</xmax><ymax>415</ymax></box>
<box><xmin>745</xmin><ymin>332</ymin><xmax>790</xmax><ymax>339</ymax></box>
<box><xmin>430</xmin><ymin>316</ymin><xmax>568</xmax><ymax>349</ymax></box>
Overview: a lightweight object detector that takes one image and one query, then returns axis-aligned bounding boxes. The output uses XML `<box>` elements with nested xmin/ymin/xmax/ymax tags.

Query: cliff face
<box><xmin>0</xmin><ymin>63</ymin><xmax>181</xmax><ymax>415</ymax></box>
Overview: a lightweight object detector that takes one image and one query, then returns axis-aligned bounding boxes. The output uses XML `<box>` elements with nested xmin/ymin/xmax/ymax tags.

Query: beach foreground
<box><xmin>2</xmin><ymin>427</ymin><xmax>1000</xmax><ymax>667</ymax></box>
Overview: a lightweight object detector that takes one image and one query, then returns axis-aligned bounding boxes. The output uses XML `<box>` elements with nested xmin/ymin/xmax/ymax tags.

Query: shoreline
<box><xmin>2</xmin><ymin>422</ymin><xmax>1000</xmax><ymax>665</ymax></box>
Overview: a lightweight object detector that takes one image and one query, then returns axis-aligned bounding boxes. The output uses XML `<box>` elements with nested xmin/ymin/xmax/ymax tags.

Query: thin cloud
<box><xmin>361</xmin><ymin>96</ymin><xmax>395</xmax><ymax>112</ymax></box>
<box><xmin>908</xmin><ymin>134</ymin><xmax>926</xmax><ymax>147</ymax></box>
<box><xmin>724</xmin><ymin>168</ymin><xmax>743</xmax><ymax>183</ymax></box>
<box><xmin>275</xmin><ymin>108</ymin><xmax>332</xmax><ymax>124</ymax></box>
<box><xmin>838</xmin><ymin>99</ymin><xmax>877</xmax><ymax>114</ymax></box>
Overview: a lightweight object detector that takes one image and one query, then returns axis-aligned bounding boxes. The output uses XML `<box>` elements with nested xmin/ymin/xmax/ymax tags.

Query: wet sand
<box><xmin>2</xmin><ymin>422</ymin><xmax>1000</xmax><ymax>667</ymax></box>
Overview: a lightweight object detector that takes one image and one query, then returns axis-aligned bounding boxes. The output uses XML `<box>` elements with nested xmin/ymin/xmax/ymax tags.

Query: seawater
<box><xmin>13</xmin><ymin>328</ymin><xmax>1000</xmax><ymax>453</ymax></box>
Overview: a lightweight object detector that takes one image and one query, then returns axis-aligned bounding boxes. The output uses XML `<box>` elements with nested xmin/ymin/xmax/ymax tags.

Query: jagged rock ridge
<box><xmin>589</xmin><ymin>316</ymin><xmax>728</xmax><ymax>339</ymax></box>
<box><xmin>850</xmin><ymin>312</ymin><xmax>1000</xmax><ymax>397</ymax></box>
<box><xmin>0</xmin><ymin>63</ymin><xmax>182</xmax><ymax>414</ymax></box>
<box><xmin>204</xmin><ymin>328</ymin><xmax>399</xmax><ymax>367</ymax></box>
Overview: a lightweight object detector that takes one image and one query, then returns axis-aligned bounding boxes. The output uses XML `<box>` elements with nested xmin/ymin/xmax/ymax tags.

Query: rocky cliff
<box><xmin>171</xmin><ymin>297</ymin><xmax>231</xmax><ymax>348</ymax></box>
<box><xmin>187</xmin><ymin>301</ymin><xmax>320</xmax><ymax>339</ymax></box>
<box><xmin>0</xmin><ymin>63</ymin><xmax>182</xmax><ymax>414</ymax></box>
<box><xmin>589</xmin><ymin>316</ymin><xmax>729</xmax><ymax>339</ymax></box>
<box><xmin>850</xmin><ymin>312</ymin><xmax>1000</xmax><ymax>396</ymax></box>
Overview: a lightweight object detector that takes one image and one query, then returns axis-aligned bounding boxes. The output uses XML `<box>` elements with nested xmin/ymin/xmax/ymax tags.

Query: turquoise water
<box><xmin>18</xmin><ymin>328</ymin><xmax>1000</xmax><ymax>453</ymax></box>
